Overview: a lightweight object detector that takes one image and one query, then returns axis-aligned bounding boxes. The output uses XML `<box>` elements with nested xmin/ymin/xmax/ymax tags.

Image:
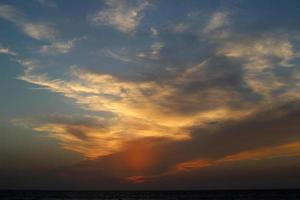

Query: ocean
<box><xmin>1</xmin><ymin>190</ymin><xmax>300</xmax><ymax>200</ymax></box>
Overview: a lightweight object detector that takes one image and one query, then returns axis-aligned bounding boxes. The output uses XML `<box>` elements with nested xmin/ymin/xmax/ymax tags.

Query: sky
<box><xmin>0</xmin><ymin>0</ymin><xmax>300</xmax><ymax>190</ymax></box>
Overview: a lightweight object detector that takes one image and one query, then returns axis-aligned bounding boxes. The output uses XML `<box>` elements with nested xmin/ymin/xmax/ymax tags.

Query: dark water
<box><xmin>1</xmin><ymin>190</ymin><xmax>300</xmax><ymax>200</ymax></box>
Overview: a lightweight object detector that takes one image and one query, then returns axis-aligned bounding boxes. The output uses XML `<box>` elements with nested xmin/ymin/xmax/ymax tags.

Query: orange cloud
<box><xmin>15</xmin><ymin>32</ymin><xmax>300</xmax><ymax>165</ymax></box>
<box><xmin>17</xmin><ymin>63</ymin><xmax>254</xmax><ymax>158</ymax></box>
<box><xmin>126</xmin><ymin>176</ymin><xmax>146</xmax><ymax>184</ymax></box>
<box><xmin>221</xmin><ymin>141</ymin><xmax>300</xmax><ymax>162</ymax></box>
<box><xmin>175</xmin><ymin>159</ymin><xmax>212</xmax><ymax>171</ymax></box>
<box><xmin>172</xmin><ymin>140</ymin><xmax>300</xmax><ymax>174</ymax></box>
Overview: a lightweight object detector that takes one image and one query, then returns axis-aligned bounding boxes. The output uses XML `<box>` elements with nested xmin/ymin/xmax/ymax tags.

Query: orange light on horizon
<box><xmin>121</xmin><ymin>139</ymin><xmax>161</xmax><ymax>174</ymax></box>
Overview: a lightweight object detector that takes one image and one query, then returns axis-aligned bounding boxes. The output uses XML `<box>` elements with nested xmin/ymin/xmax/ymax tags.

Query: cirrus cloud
<box><xmin>0</xmin><ymin>4</ymin><xmax>57</xmax><ymax>41</ymax></box>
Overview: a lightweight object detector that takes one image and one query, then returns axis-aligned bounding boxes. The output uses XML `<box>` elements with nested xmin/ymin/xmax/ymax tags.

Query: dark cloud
<box><xmin>141</xmin><ymin>156</ymin><xmax>300</xmax><ymax>190</ymax></box>
<box><xmin>49</xmin><ymin>100</ymin><xmax>300</xmax><ymax>189</ymax></box>
<box><xmin>44</xmin><ymin>114</ymin><xmax>109</xmax><ymax>128</ymax></box>
<box><xmin>157</xmin><ymin>100</ymin><xmax>300</xmax><ymax>165</ymax></box>
<box><xmin>166</xmin><ymin>56</ymin><xmax>260</xmax><ymax>114</ymax></box>
<box><xmin>66</xmin><ymin>127</ymin><xmax>89</xmax><ymax>140</ymax></box>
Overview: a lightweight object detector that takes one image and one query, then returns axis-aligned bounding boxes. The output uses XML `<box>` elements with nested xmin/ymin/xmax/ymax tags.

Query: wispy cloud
<box><xmin>218</xmin><ymin>35</ymin><xmax>299</xmax><ymax>100</ymax></box>
<box><xmin>203</xmin><ymin>10</ymin><xmax>230</xmax><ymax>33</ymax></box>
<box><xmin>0</xmin><ymin>45</ymin><xmax>17</xmax><ymax>56</ymax></box>
<box><xmin>15</xmin><ymin>27</ymin><xmax>300</xmax><ymax>161</ymax></box>
<box><xmin>16</xmin><ymin>56</ymin><xmax>257</xmax><ymax>158</ymax></box>
<box><xmin>15</xmin><ymin>4</ymin><xmax>300</xmax><ymax>164</ymax></box>
<box><xmin>88</xmin><ymin>0</ymin><xmax>149</xmax><ymax>33</ymax></box>
<box><xmin>150</xmin><ymin>27</ymin><xmax>159</xmax><ymax>36</ymax></box>
<box><xmin>170</xmin><ymin>23</ymin><xmax>189</xmax><ymax>33</ymax></box>
<box><xmin>0</xmin><ymin>4</ymin><xmax>57</xmax><ymax>41</ymax></box>
<box><xmin>0</xmin><ymin>4</ymin><xmax>84</xmax><ymax>55</ymax></box>
<box><xmin>9</xmin><ymin>3</ymin><xmax>300</xmax><ymax>187</ymax></box>
<box><xmin>173</xmin><ymin>139</ymin><xmax>300</xmax><ymax>173</ymax></box>
<box><xmin>103</xmin><ymin>49</ymin><xmax>132</xmax><ymax>62</ymax></box>
<box><xmin>22</xmin><ymin>23</ymin><xmax>57</xmax><ymax>41</ymax></box>
<box><xmin>40</xmin><ymin>37</ymin><xmax>84</xmax><ymax>54</ymax></box>
<box><xmin>136</xmin><ymin>42</ymin><xmax>164</xmax><ymax>60</ymax></box>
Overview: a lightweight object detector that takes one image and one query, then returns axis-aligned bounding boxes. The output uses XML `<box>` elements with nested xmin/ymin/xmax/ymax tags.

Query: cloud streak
<box><xmin>40</xmin><ymin>37</ymin><xmax>84</xmax><ymax>54</ymax></box>
<box><xmin>0</xmin><ymin>46</ymin><xmax>17</xmax><ymax>56</ymax></box>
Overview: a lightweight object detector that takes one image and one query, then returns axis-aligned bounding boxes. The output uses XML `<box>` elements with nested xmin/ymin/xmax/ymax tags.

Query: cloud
<box><xmin>16</xmin><ymin>27</ymin><xmax>300</xmax><ymax>160</ymax></box>
<box><xmin>150</xmin><ymin>27</ymin><xmax>158</xmax><ymax>36</ymax></box>
<box><xmin>0</xmin><ymin>46</ymin><xmax>17</xmax><ymax>56</ymax></box>
<box><xmin>218</xmin><ymin>36</ymin><xmax>295</xmax><ymax>70</ymax></box>
<box><xmin>50</xmin><ymin>101</ymin><xmax>300</xmax><ymax>188</ymax></box>
<box><xmin>136</xmin><ymin>42</ymin><xmax>164</xmax><ymax>60</ymax></box>
<box><xmin>203</xmin><ymin>10</ymin><xmax>230</xmax><ymax>33</ymax></box>
<box><xmin>11</xmin><ymin>56</ymin><xmax>257</xmax><ymax>162</ymax></box>
<box><xmin>88</xmin><ymin>0</ymin><xmax>149</xmax><ymax>33</ymax></box>
<box><xmin>22</xmin><ymin>23</ymin><xmax>57</xmax><ymax>41</ymax></box>
<box><xmin>40</xmin><ymin>38</ymin><xmax>83</xmax><ymax>54</ymax></box>
<box><xmin>0</xmin><ymin>4</ymin><xmax>84</xmax><ymax>56</ymax></box>
<box><xmin>0</xmin><ymin>4</ymin><xmax>57</xmax><ymax>41</ymax></box>
<box><xmin>10</xmin><ymin>6</ymin><xmax>300</xmax><ymax>188</ymax></box>
<box><xmin>16</xmin><ymin>59</ymin><xmax>253</xmax><ymax>158</ymax></box>
<box><xmin>103</xmin><ymin>49</ymin><xmax>132</xmax><ymax>62</ymax></box>
<box><xmin>218</xmin><ymin>35</ymin><xmax>299</xmax><ymax>100</ymax></box>
<box><xmin>15</xmin><ymin>6</ymin><xmax>300</xmax><ymax>167</ymax></box>
<box><xmin>0</xmin><ymin>4</ymin><xmax>20</xmax><ymax>22</ymax></box>
<box><xmin>221</xmin><ymin>141</ymin><xmax>300</xmax><ymax>162</ymax></box>
<box><xmin>155</xmin><ymin>102</ymin><xmax>300</xmax><ymax>167</ymax></box>
<box><xmin>171</xmin><ymin>23</ymin><xmax>189</xmax><ymax>33</ymax></box>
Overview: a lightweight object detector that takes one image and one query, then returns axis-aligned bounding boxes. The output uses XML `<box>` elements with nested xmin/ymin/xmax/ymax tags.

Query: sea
<box><xmin>1</xmin><ymin>190</ymin><xmax>300</xmax><ymax>200</ymax></box>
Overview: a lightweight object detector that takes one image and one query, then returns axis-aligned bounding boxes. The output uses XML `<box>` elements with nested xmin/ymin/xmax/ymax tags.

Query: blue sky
<box><xmin>1</xmin><ymin>0</ymin><xmax>300</xmax><ymax>189</ymax></box>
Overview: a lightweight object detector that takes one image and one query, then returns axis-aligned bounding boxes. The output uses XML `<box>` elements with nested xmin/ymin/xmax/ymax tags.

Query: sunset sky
<box><xmin>1</xmin><ymin>0</ymin><xmax>300</xmax><ymax>190</ymax></box>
